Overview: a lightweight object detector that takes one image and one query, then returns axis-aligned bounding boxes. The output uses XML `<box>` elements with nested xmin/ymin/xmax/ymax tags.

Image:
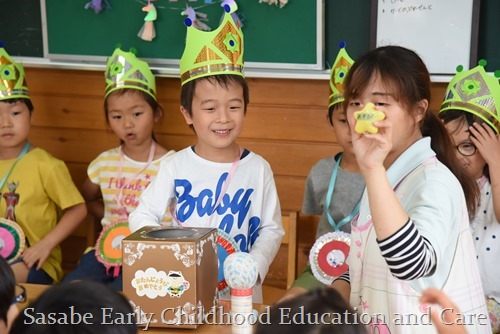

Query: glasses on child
<box><xmin>456</xmin><ymin>141</ymin><xmax>477</xmax><ymax>157</ymax></box>
<box><xmin>12</xmin><ymin>284</ymin><xmax>26</xmax><ymax>305</ymax></box>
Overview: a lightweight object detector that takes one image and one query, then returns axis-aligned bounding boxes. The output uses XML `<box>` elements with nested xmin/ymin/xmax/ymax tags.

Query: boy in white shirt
<box><xmin>129</xmin><ymin>2</ymin><xmax>284</xmax><ymax>303</ymax></box>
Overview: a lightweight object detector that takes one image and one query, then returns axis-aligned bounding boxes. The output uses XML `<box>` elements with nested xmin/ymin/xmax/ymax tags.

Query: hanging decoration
<box><xmin>84</xmin><ymin>0</ymin><xmax>111</xmax><ymax>14</ymax></box>
<box><xmin>221</xmin><ymin>0</ymin><xmax>243</xmax><ymax>28</ymax></box>
<box><xmin>181</xmin><ymin>6</ymin><xmax>211</xmax><ymax>31</ymax></box>
<box><xmin>258</xmin><ymin>0</ymin><xmax>288</xmax><ymax>9</ymax></box>
<box><xmin>138</xmin><ymin>1</ymin><xmax>158</xmax><ymax>41</ymax></box>
<box><xmin>84</xmin><ymin>1</ymin><xmax>248</xmax><ymax>41</ymax></box>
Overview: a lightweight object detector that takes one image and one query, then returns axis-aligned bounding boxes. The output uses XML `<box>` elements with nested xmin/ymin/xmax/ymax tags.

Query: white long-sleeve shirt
<box><xmin>129</xmin><ymin>147</ymin><xmax>284</xmax><ymax>302</ymax></box>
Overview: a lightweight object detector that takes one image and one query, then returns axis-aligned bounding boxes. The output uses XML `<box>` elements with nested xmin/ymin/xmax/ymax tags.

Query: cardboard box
<box><xmin>122</xmin><ymin>226</ymin><xmax>218</xmax><ymax>329</ymax></box>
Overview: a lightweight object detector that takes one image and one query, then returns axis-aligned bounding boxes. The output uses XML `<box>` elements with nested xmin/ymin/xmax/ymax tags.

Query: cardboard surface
<box><xmin>122</xmin><ymin>226</ymin><xmax>218</xmax><ymax>328</ymax></box>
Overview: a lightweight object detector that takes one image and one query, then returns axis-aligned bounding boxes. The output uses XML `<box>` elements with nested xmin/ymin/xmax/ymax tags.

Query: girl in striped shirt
<box><xmin>63</xmin><ymin>47</ymin><xmax>175</xmax><ymax>290</ymax></box>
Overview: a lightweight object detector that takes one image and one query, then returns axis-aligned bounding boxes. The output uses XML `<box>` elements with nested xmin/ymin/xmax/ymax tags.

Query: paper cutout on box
<box><xmin>131</xmin><ymin>267</ymin><xmax>170</xmax><ymax>299</ymax></box>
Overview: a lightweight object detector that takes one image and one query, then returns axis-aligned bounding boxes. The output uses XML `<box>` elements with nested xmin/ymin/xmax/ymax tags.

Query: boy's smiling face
<box><xmin>180</xmin><ymin>78</ymin><xmax>245</xmax><ymax>162</ymax></box>
<box><xmin>0</xmin><ymin>100</ymin><xmax>31</xmax><ymax>159</ymax></box>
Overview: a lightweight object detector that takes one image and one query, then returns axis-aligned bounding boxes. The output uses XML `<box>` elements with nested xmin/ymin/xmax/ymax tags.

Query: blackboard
<box><xmin>0</xmin><ymin>0</ymin><xmax>43</xmax><ymax>58</ymax></box>
<box><xmin>41</xmin><ymin>0</ymin><xmax>323</xmax><ymax>70</ymax></box>
<box><xmin>325</xmin><ymin>0</ymin><xmax>371</xmax><ymax>68</ymax></box>
<box><xmin>2</xmin><ymin>0</ymin><xmax>500</xmax><ymax>76</ymax></box>
<box><xmin>478</xmin><ymin>0</ymin><xmax>500</xmax><ymax>73</ymax></box>
<box><xmin>371</xmin><ymin>0</ymin><xmax>480</xmax><ymax>75</ymax></box>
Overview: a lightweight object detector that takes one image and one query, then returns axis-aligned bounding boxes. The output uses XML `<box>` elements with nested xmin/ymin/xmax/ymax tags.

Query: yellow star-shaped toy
<box><xmin>354</xmin><ymin>103</ymin><xmax>385</xmax><ymax>134</ymax></box>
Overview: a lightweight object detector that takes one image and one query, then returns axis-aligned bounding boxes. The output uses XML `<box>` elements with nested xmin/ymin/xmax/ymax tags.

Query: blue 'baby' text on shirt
<box><xmin>174</xmin><ymin>173</ymin><xmax>260</xmax><ymax>251</ymax></box>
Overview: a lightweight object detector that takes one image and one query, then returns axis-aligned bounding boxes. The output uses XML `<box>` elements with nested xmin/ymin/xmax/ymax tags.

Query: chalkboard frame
<box><xmin>40</xmin><ymin>0</ymin><xmax>325</xmax><ymax>71</ymax></box>
<box><xmin>369</xmin><ymin>0</ymin><xmax>481</xmax><ymax>75</ymax></box>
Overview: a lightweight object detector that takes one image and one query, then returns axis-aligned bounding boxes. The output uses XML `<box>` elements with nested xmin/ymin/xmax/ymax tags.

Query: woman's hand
<box><xmin>347</xmin><ymin>107</ymin><xmax>391</xmax><ymax>174</ymax></box>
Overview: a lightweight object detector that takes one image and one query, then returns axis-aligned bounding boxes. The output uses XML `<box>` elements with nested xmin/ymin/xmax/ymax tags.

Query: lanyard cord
<box><xmin>114</xmin><ymin>141</ymin><xmax>156</xmax><ymax>211</ymax></box>
<box><xmin>172</xmin><ymin>147</ymin><xmax>243</xmax><ymax>225</ymax></box>
<box><xmin>324</xmin><ymin>153</ymin><xmax>361</xmax><ymax>231</ymax></box>
<box><xmin>0</xmin><ymin>141</ymin><xmax>31</xmax><ymax>190</ymax></box>
<box><xmin>209</xmin><ymin>147</ymin><xmax>243</xmax><ymax>219</ymax></box>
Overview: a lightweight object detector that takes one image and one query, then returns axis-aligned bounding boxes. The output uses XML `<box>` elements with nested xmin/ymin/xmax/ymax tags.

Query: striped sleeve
<box><xmin>377</xmin><ymin>219</ymin><xmax>436</xmax><ymax>280</ymax></box>
<box><xmin>332</xmin><ymin>270</ymin><xmax>350</xmax><ymax>284</ymax></box>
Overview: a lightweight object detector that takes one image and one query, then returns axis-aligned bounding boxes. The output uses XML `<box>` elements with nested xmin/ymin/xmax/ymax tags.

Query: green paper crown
<box><xmin>179</xmin><ymin>4</ymin><xmax>244</xmax><ymax>85</ymax></box>
<box><xmin>440</xmin><ymin>60</ymin><xmax>500</xmax><ymax>133</ymax></box>
<box><xmin>105</xmin><ymin>48</ymin><xmax>156</xmax><ymax>100</ymax></box>
<box><xmin>0</xmin><ymin>48</ymin><xmax>30</xmax><ymax>101</ymax></box>
<box><xmin>329</xmin><ymin>43</ymin><xmax>354</xmax><ymax>108</ymax></box>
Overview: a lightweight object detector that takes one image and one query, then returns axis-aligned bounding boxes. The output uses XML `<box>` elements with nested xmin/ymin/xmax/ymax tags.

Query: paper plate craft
<box><xmin>309</xmin><ymin>231</ymin><xmax>351</xmax><ymax>285</ymax></box>
<box><xmin>217</xmin><ymin>229</ymin><xmax>240</xmax><ymax>294</ymax></box>
<box><xmin>0</xmin><ymin>218</ymin><xmax>25</xmax><ymax>264</ymax></box>
<box><xmin>95</xmin><ymin>222</ymin><xmax>131</xmax><ymax>276</ymax></box>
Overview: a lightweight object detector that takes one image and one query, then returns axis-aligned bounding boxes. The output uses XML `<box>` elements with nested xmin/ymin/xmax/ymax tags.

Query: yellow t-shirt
<box><xmin>0</xmin><ymin>148</ymin><xmax>84</xmax><ymax>282</ymax></box>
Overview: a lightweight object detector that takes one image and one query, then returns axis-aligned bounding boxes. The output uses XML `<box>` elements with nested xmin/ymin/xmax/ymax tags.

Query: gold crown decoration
<box><xmin>105</xmin><ymin>47</ymin><xmax>156</xmax><ymax>100</ymax></box>
<box><xmin>179</xmin><ymin>0</ymin><xmax>244</xmax><ymax>85</ymax></box>
<box><xmin>0</xmin><ymin>46</ymin><xmax>30</xmax><ymax>101</ymax></box>
<box><xmin>329</xmin><ymin>41</ymin><xmax>354</xmax><ymax>108</ymax></box>
<box><xmin>440</xmin><ymin>60</ymin><xmax>500</xmax><ymax>133</ymax></box>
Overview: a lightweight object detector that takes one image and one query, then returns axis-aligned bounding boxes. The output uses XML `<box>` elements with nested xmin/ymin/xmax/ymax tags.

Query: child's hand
<box><xmin>419</xmin><ymin>288</ymin><xmax>467</xmax><ymax>334</ymax></box>
<box><xmin>22</xmin><ymin>239</ymin><xmax>54</xmax><ymax>270</ymax></box>
<box><xmin>469</xmin><ymin>122</ymin><xmax>500</xmax><ymax>168</ymax></box>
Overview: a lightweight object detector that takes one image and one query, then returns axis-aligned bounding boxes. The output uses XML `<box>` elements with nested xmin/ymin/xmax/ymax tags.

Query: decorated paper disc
<box><xmin>96</xmin><ymin>222</ymin><xmax>131</xmax><ymax>267</ymax></box>
<box><xmin>0</xmin><ymin>218</ymin><xmax>25</xmax><ymax>264</ymax></box>
<box><xmin>217</xmin><ymin>229</ymin><xmax>240</xmax><ymax>294</ymax></box>
<box><xmin>309</xmin><ymin>231</ymin><xmax>350</xmax><ymax>285</ymax></box>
